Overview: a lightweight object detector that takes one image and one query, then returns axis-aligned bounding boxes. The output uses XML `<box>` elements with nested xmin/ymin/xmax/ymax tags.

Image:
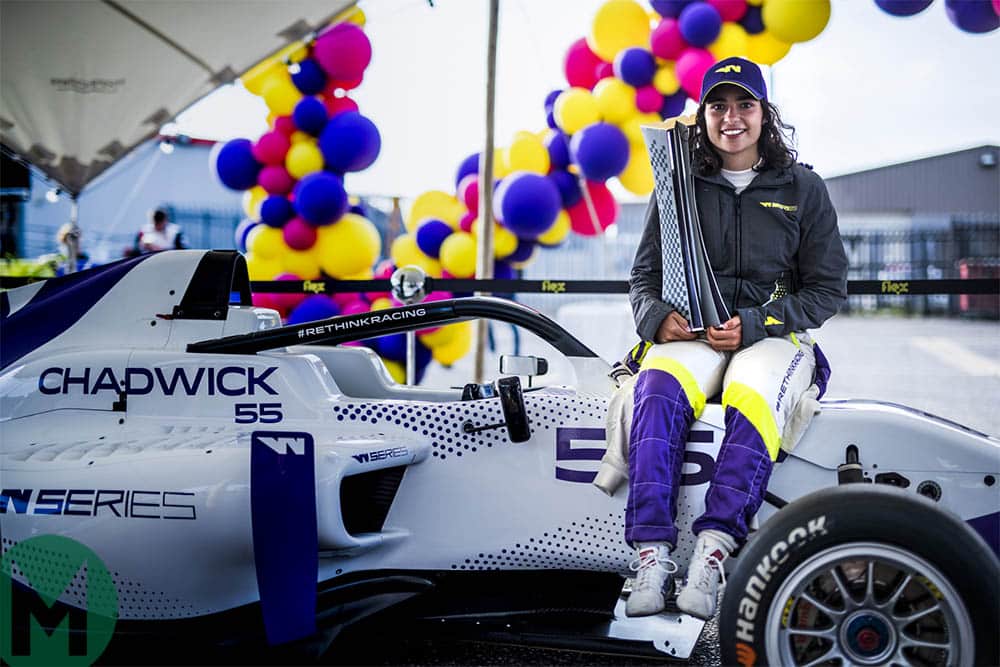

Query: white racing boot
<box><xmin>676</xmin><ymin>530</ymin><xmax>736</xmax><ymax>619</ymax></box>
<box><xmin>625</xmin><ymin>542</ymin><xmax>678</xmax><ymax>617</ymax></box>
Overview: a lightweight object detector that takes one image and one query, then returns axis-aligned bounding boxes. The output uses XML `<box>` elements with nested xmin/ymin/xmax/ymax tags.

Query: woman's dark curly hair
<box><xmin>691</xmin><ymin>97</ymin><xmax>798</xmax><ymax>176</ymax></box>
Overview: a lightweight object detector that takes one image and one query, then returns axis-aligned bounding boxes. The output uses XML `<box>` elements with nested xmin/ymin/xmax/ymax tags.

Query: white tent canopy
<box><xmin>0</xmin><ymin>0</ymin><xmax>355</xmax><ymax>196</ymax></box>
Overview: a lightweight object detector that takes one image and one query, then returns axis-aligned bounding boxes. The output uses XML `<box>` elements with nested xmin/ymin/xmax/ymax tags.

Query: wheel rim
<box><xmin>763</xmin><ymin>542</ymin><xmax>973</xmax><ymax>667</ymax></box>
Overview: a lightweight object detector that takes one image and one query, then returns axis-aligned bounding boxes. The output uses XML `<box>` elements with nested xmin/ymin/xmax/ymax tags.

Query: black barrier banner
<box><xmin>2</xmin><ymin>275</ymin><xmax>998</xmax><ymax>296</ymax></box>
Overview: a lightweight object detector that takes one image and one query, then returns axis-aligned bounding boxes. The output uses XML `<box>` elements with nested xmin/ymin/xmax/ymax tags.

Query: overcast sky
<box><xmin>174</xmin><ymin>0</ymin><xmax>1000</xmax><ymax>199</ymax></box>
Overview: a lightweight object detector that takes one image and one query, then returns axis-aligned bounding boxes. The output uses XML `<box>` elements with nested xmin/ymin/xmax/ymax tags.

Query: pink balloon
<box><xmin>365</xmin><ymin>258</ymin><xmax>395</xmax><ymax>302</ymax></box>
<box><xmin>459</xmin><ymin>211</ymin><xmax>476</xmax><ymax>233</ymax></box>
<box><xmin>273</xmin><ymin>116</ymin><xmax>297</xmax><ymax>137</ymax></box>
<box><xmin>252</xmin><ymin>131</ymin><xmax>291</xmax><ymax>165</ymax></box>
<box><xmin>325</xmin><ymin>74</ymin><xmax>363</xmax><ymax>92</ymax></box>
<box><xmin>594</xmin><ymin>62</ymin><xmax>614</xmax><ymax>82</ymax></box>
<box><xmin>564</xmin><ymin>37</ymin><xmax>605</xmax><ymax>89</ymax></box>
<box><xmin>676</xmin><ymin>48</ymin><xmax>716</xmax><ymax>100</ymax></box>
<box><xmin>340</xmin><ymin>298</ymin><xmax>371</xmax><ymax>317</ymax></box>
<box><xmin>270</xmin><ymin>273</ymin><xmax>307</xmax><ymax>312</ymax></box>
<box><xmin>282</xmin><ymin>217</ymin><xmax>317</xmax><ymax>250</ymax></box>
<box><xmin>567</xmin><ymin>181</ymin><xmax>618</xmax><ymax>236</ymax></box>
<box><xmin>258</xmin><ymin>165</ymin><xmax>295</xmax><ymax>195</ymax></box>
<box><xmin>313</xmin><ymin>24</ymin><xmax>372</xmax><ymax>81</ymax></box>
<box><xmin>706</xmin><ymin>0</ymin><xmax>748</xmax><ymax>22</ymax></box>
<box><xmin>650</xmin><ymin>18</ymin><xmax>688</xmax><ymax>60</ymax></box>
<box><xmin>458</xmin><ymin>174</ymin><xmax>479</xmax><ymax>212</ymax></box>
<box><xmin>636</xmin><ymin>85</ymin><xmax>665</xmax><ymax>113</ymax></box>
<box><xmin>252</xmin><ymin>291</ymin><xmax>281</xmax><ymax>311</ymax></box>
<box><xmin>323</xmin><ymin>94</ymin><xmax>359</xmax><ymax>118</ymax></box>
<box><xmin>994</xmin><ymin>0</ymin><xmax>1000</xmax><ymax>15</ymax></box>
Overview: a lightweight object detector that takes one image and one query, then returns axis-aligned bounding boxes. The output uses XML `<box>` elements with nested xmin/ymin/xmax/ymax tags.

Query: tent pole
<box><xmin>474</xmin><ymin>0</ymin><xmax>500</xmax><ymax>384</ymax></box>
<box><xmin>65</xmin><ymin>196</ymin><xmax>80</xmax><ymax>274</ymax></box>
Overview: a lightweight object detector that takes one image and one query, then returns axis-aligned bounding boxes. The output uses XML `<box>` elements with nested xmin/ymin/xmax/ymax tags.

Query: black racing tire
<box><xmin>719</xmin><ymin>485</ymin><xmax>999</xmax><ymax>667</ymax></box>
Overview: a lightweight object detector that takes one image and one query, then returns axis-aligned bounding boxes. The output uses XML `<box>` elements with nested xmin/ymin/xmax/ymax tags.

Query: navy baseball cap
<box><xmin>700</xmin><ymin>57</ymin><xmax>767</xmax><ymax>103</ymax></box>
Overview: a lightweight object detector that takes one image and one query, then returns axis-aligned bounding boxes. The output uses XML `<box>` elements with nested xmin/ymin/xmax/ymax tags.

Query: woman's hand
<box><xmin>655</xmin><ymin>311</ymin><xmax>698</xmax><ymax>343</ymax></box>
<box><xmin>706</xmin><ymin>315</ymin><xmax>742</xmax><ymax>351</ymax></box>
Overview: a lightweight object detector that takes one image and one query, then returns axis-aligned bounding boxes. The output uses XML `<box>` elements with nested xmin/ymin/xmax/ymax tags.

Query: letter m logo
<box><xmin>715</xmin><ymin>64</ymin><xmax>741</xmax><ymax>73</ymax></box>
<box><xmin>253</xmin><ymin>433</ymin><xmax>309</xmax><ymax>455</ymax></box>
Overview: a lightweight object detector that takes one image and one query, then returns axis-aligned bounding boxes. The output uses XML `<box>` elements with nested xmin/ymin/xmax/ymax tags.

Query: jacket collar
<box><xmin>694</xmin><ymin>164</ymin><xmax>794</xmax><ymax>190</ymax></box>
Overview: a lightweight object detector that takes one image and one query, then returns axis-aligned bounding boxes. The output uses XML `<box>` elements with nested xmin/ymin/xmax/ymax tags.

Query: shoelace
<box><xmin>693</xmin><ymin>553</ymin><xmax>727</xmax><ymax>592</ymax></box>
<box><xmin>629</xmin><ymin>550</ymin><xmax>678</xmax><ymax>590</ymax></box>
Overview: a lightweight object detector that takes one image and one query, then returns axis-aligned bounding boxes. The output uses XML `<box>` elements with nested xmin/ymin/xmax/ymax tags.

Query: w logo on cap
<box><xmin>715</xmin><ymin>64</ymin><xmax>742</xmax><ymax>73</ymax></box>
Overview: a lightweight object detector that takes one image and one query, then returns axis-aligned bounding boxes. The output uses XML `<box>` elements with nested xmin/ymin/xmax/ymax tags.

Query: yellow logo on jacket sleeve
<box><xmin>759</xmin><ymin>202</ymin><xmax>798</xmax><ymax>212</ymax></box>
<box><xmin>764</xmin><ymin>316</ymin><xmax>784</xmax><ymax>326</ymax></box>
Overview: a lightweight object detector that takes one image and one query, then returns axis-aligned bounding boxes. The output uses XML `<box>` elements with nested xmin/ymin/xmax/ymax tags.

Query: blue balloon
<box><xmin>455</xmin><ymin>152</ymin><xmax>480</xmax><ymax>189</ymax></box>
<box><xmin>318</xmin><ymin>112</ymin><xmax>381</xmax><ymax>172</ymax></box>
<box><xmin>293</xmin><ymin>172</ymin><xmax>348</xmax><ymax>225</ymax></box>
<box><xmin>660</xmin><ymin>90</ymin><xmax>689</xmax><ymax>119</ymax></box>
<box><xmin>260</xmin><ymin>195</ymin><xmax>295</xmax><ymax>227</ymax></box>
<box><xmin>650</xmin><ymin>0</ymin><xmax>693</xmax><ymax>18</ymax></box>
<box><xmin>507</xmin><ymin>238</ymin><xmax>537</xmax><ymax>264</ymax></box>
<box><xmin>287</xmin><ymin>295</ymin><xmax>340</xmax><ymax>325</ymax></box>
<box><xmin>291</xmin><ymin>58</ymin><xmax>328</xmax><ymax>95</ymax></box>
<box><xmin>875</xmin><ymin>0</ymin><xmax>933</xmax><ymax>16</ymax></box>
<box><xmin>739</xmin><ymin>5</ymin><xmax>765</xmax><ymax>34</ymax></box>
<box><xmin>945</xmin><ymin>0</ymin><xmax>999</xmax><ymax>32</ymax></box>
<box><xmin>495</xmin><ymin>173</ymin><xmax>562</xmax><ymax>239</ymax></box>
<box><xmin>493</xmin><ymin>259</ymin><xmax>516</xmax><ymax>281</ymax></box>
<box><xmin>614</xmin><ymin>48</ymin><xmax>656</xmax><ymax>88</ymax></box>
<box><xmin>548</xmin><ymin>170</ymin><xmax>582</xmax><ymax>208</ymax></box>
<box><xmin>235</xmin><ymin>219</ymin><xmax>258</xmax><ymax>252</ymax></box>
<box><xmin>546</xmin><ymin>109</ymin><xmax>558</xmax><ymax>130</ymax></box>
<box><xmin>570</xmin><ymin>123</ymin><xmax>629</xmax><ymax>182</ymax></box>
<box><xmin>293</xmin><ymin>97</ymin><xmax>329</xmax><ymax>136</ymax></box>
<box><xmin>678</xmin><ymin>2</ymin><xmax>722</xmax><ymax>47</ymax></box>
<box><xmin>415</xmin><ymin>219</ymin><xmax>453</xmax><ymax>258</ymax></box>
<box><xmin>373</xmin><ymin>333</ymin><xmax>408</xmax><ymax>362</ymax></box>
<box><xmin>349</xmin><ymin>203</ymin><xmax>367</xmax><ymax>216</ymax></box>
<box><xmin>215</xmin><ymin>139</ymin><xmax>260</xmax><ymax>191</ymax></box>
<box><xmin>545</xmin><ymin>131</ymin><xmax>571</xmax><ymax>170</ymax></box>
<box><xmin>544</xmin><ymin>89</ymin><xmax>563</xmax><ymax>111</ymax></box>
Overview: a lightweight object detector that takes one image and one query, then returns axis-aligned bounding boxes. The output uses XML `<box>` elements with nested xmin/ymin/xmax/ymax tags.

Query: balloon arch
<box><xmin>211</xmin><ymin>0</ymin><xmax>997</xmax><ymax>382</ymax></box>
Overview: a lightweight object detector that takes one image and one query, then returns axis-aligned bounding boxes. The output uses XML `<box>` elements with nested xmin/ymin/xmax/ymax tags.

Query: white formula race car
<box><xmin>1</xmin><ymin>250</ymin><xmax>997</xmax><ymax>666</ymax></box>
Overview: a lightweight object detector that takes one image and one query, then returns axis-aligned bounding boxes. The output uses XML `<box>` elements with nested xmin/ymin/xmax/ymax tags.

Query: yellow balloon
<box><xmin>390</xmin><ymin>235</ymin><xmax>443</xmax><ymax>276</ymax></box>
<box><xmin>537</xmin><ymin>210</ymin><xmax>571</xmax><ymax>247</ymax></box>
<box><xmin>747</xmin><ymin>0</ymin><xmax>763</xmax><ymax>5</ymax></box>
<box><xmin>261</xmin><ymin>76</ymin><xmax>302</xmax><ymax>116</ymax></box>
<box><xmin>554</xmin><ymin>88</ymin><xmax>602</xmax><ymax>135</ymax></box>
<box><xmin>246</xmin><ymin>225</ymin><xmax>286</xmax><ymax>260</ymax></box>
<box><xmin>242</xmin><ymin>61</ymin><xmax>285</xmax><ymax>96</ymax></box>
<box><xmin>281</xmin><ymin>248</ymin><xmax>321</xmax><ymax>279</ymax></box>
<box><xmin>494</xmin><ymin>224</ymin><xmax>518</xmax><ymax>259</ymax></box>
<box><xmin>621</xmin><ymin>112</ymin><xmax>662</xmax><ymax>145</ymax></box>
<box><xmin>593</xmin><ymin>78</ymin><xmax>637</xmax><ymax>125</ymax></box>
<box><xmin>431</xmin><ymin>321</ymin><xmax>473</xmax><ymax>366</ymax></box>
<box><xmin>507</xmin><ymin>131</ymin><xmax>550</xmax><ymax>175</ymax></box>
<box><xmin>285</xmin><ymin>142</ymin><xmax>324</xmax><ymax>179</ymax></box>
<box><xmin>242</xmin><ymin>186</ymin><xmax>267</xmax><ymax>220</ymax></box>
<box><xmin>709</xmin><ymin>22</ymin><xmax>749</xmax><ymax>60</ymax></box>
<box><xmin>245</xmin><ymin>252</ymin><xmax>283</xmax><ymax>280</ymax></box>
<box><xmin>382</xmin><ymin>358</ymin><xmax>406</xmax><ymax>383</ymax></box>
<box><xmin>370</xmin><ymin>297</ymin><xmax>393</xmax><ymax>311</ymax></box>
<box><xmin>652</xmin><ymin>65</ymin><xmax>680</xmax><ymax>96</ymax></box>
<box><xmin>419</xmin><ymin>322</ymin><xmax>458</xmax><ymax>349</ymax></box>
<box><xmin>289</xmin><ymin>130</ymin><xmax>313</xmax><ymax>144</ymax></box>
<box><xmin>343</xmin><ymin>6</ymin><xmax>366</xmax><ymax>27</ymax></box>
<box><xmin>407</xmin><ymin>191</ymin><xmax>464</xmax><ymax>232</ymax></box>
<box><xmin>746</xmin><ymin>30</ymin><xmax>792</xmax><ymax>66</ymax></box>
<box><xmin>439</xmin><ymin>231</ymin><xmax>477</xmax><ymax>278</ymax></box>
<box><xmin>588</xmin><ymin>0</ymin><xmax>652</xmax><ymax>62</ymax></box>
<box><xmin>762</xmin><ymin>0</ymin><xmax>830</xmax><ymax>44</ymax></box>
<box><xmin>341</xmin><ymin>267</ymin><xmax>374</xmax><ymax>280</ymax></box>
<box><xmin>618</xmin><ymin>145</ymin><xmax>654</xmax><ymax>195</ymax></box>
<box><xmin>315</xmin><ymin>213</ymin><xmax>382</xmax><ymax>278</ymax></box>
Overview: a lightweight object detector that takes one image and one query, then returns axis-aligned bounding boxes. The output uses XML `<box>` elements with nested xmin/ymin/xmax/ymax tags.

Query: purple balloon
<box><xmin>546</xmin><ymin>109</ymin><xmax>558</xmax><ymax>130</ymax></box>
<box><xmin>292</xmin><ymin>97</ymin><xmax>328</xmax><ymax>136</ymax></box>
<box><xmin>614</xmin><ymin>48</ymin><xmax>657</xmax><ymax>88</ymax></box>
<box><xmin>650</xmin><ymin>0</ymin><xmax>694</xmax><ymax>17</ymax></box>
<box><xmin>260</xmin><ymin>195</ymin><xmax>295</xmax><ymax>227</ymax></box>
<box><xmin>287</xmin><ymin>295</ymin><xmax>340</xmax><ymax>325</ymax></box>
<box><xmin>507</xmin><ymin>238</ymin><xmax>537</xmax><ymax>263</ymax></box>
<box><xmin>215</xmin><ymin>139</ymin><xmax>261</xmax><ymax>191</ymax></box>
<box><xmin>318</xmin><ymin>111</ymin><xmax>381</xmax><ymax>172</ymax></box>
<box><xmin>235</xmin><ymin>219</ymin><xmax>258</xmax><ymax>252</ymax></box>
<box><xmin>455</xmin><ymin>152</ymin><xmax>480</xmax><ymax>189</ymax></box>
<box><xmin>545</xmin><ymin>131</ymin><xmax>571</xmax><ymax>170</ymax></box>
<box><xmin>293</xmin><ymin>172</ymin><xmax>348</xmax><ymax>225</ymax></box>
<box><xmin>660</xmin><ymin>90</ymin><xmax>689</xmax><ymax>119</ymax></box>
<box><xmin>874</xmin><ymin>0</ymin><xmax>933</xmax><ymax>16</ymax></box>
<box><xmin>544</xmin><ymin>89</ymin><xmax>563</xmax><ymax>111</ymax></box>
<box><xmin>739</xmin><ymin>5</ymin><xmax>765</xmax><ymax>34</ymax></box>
<box><xmin>570</xmin><ymin>123</ymin><xmax>630</xmax><ymax>182</ymax></box>
<box><xmin>291</xmin><ymin>58</ymin><xmax>328</xmax><ymax>95</ymax></box>
<box><xmin>678</xmin><ymin>2</ymin><xmax>723</xmax><ymax>47</ymax></box>
<box><xmin>495</xmin><ymin>173</ymin><xmax>562</xmax><ymax>239</ymax></box>
<box><xmin>415</xmin><ymin>219</ymin><xmax>453</xmax><ymax>258</ymax></box>
<box><xmin>548</xmin><ymin>170</ymin><xmax>582</xmax><ymax>208</ymax></box>
<box><xmin>493</xmin><ymin>259</ymin><xmax>517</xmax><ymax>281</ymax></box>
<box><xmin>945</xmin><ymin>0</ymin><xmax>999</xmax><ymax>32</ymax></box>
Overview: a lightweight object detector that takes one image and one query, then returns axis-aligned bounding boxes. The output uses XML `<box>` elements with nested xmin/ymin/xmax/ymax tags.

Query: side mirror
<box><xmin>499</xmin><ymin>354</ymin><xmax>548</xmax><ymax>377</ymax></box>
<box><xmin>497</xmin><ymin>376</ymin><xmax>531</xmax><ymax>443</ymax></box>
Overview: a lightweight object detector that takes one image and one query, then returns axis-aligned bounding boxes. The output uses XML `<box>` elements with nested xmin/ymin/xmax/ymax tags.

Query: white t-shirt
<box><xmin>721</xmin><ymin>167</ymin><xmax>756</xmax><ymax>194</ymax></box>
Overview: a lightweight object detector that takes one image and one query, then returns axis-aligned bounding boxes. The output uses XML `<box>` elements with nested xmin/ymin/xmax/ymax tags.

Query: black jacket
<box><xmin>630</xmin><ymin>163</ymin><xmax>848</xmax><ymax>347</ymax></box>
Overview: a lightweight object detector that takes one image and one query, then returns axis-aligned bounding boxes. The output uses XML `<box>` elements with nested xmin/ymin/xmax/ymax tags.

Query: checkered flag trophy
<box><xmin>641</xmin><ymin>116</ymin><xmax>730</xmax><ymax>331</ymax></box>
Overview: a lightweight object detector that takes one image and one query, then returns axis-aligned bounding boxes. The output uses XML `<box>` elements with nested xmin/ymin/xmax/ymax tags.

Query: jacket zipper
<box><xmin>734</xmin><ymin>192</ymin><xmax>742</xmax><ymax>313</ymax></box>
